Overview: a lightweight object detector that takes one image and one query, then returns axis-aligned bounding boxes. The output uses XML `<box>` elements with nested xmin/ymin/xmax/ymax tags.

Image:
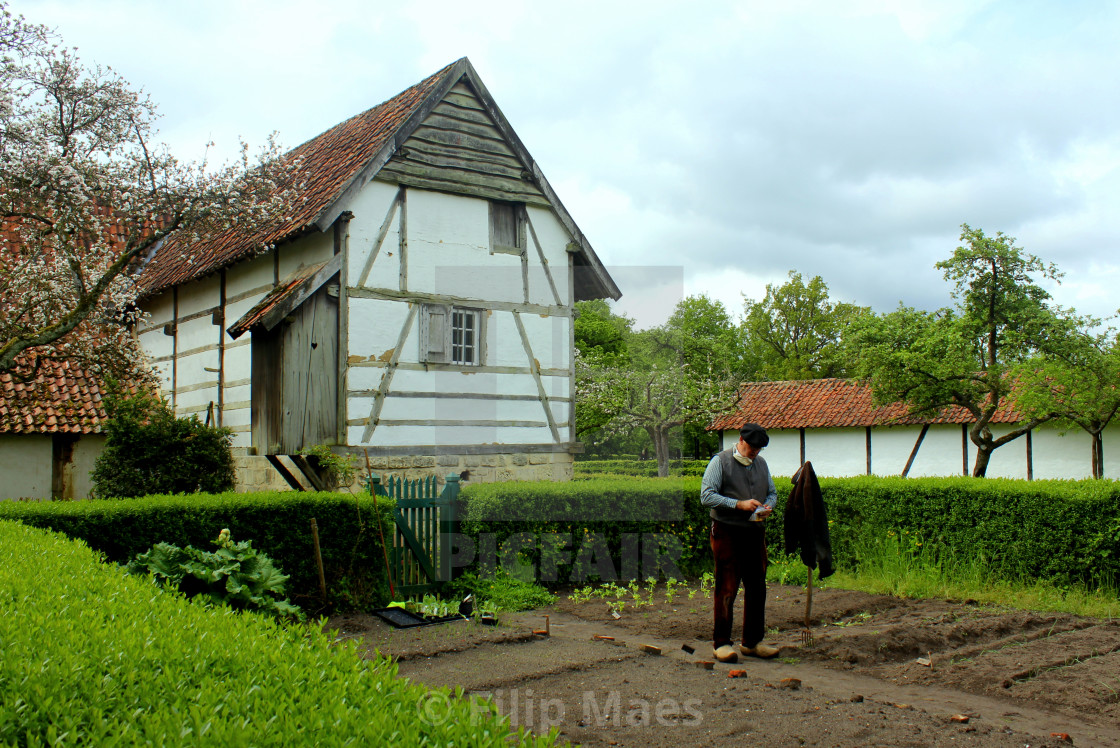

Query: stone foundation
<box><xmin>230</xmin><ymin>450</ymin><xmax>574</xmax><ymax>493</ymax></box>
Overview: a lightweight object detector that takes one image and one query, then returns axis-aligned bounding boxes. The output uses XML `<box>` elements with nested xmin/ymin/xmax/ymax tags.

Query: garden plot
<box><xmin>335</xmin><ymin>584</ymin><xmax>1120</xmax><ymax>747</ymax></box>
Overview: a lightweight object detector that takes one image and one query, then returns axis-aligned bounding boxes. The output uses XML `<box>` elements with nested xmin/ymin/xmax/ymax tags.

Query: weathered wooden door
<box><xmin>251</xmin><ymin>277</ymin><xmax>339</xmax><ymax>455</ymax></box>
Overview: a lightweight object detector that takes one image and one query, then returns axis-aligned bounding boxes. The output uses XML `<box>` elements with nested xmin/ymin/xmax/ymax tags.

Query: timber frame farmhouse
<box><xmin>711</xmin><ymin>378</ymin><xmax>1119</xmax><ymax>480</ymax></box>
<box><xmin>136</xmin><ymin>58</ymin><xmax>620</xmax><ymax>491</ymax></box>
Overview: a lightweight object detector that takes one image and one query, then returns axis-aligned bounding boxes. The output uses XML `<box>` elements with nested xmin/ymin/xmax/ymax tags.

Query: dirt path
<box><xmin>328</xmin><ymin>585</ymin><xmax>1120</xmax><ymax>747</ymax></box>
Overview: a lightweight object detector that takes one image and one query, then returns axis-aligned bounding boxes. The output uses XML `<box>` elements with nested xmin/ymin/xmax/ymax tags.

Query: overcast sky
<box><xmin>12</xmin><ymin>0</ymin><xmax>1120</xmax><ymax>328</ymax></box>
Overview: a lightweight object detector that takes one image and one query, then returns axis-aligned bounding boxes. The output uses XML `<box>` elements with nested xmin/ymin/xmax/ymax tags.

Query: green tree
<box><xmin>573</xmin><ymin>300</ymin><xmax>632</xmax><ymax>360</ymax></box>
<box><xmin>1012</xmin><ymin>317</ymin><xmax>1120</xmax><ymax>478</ymax></box>
<box><xmin>851</xmin><ymin>224</ymin><xmax>1062</xmax><ymax>477</ymax></box>
<box><xmin>576</xmin><ymin>296</ymin><xmax>739</xmax><ymax>476</ymax></box>
<box><xmin>741</xmin><ymin>271</ymin><xmax>869</xmax><ymax>380</ymax></box>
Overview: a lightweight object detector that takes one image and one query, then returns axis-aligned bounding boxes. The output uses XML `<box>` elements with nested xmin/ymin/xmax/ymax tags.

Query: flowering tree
<box><xmin>0</xmin><ymin>4</ymin><xmax>294</xmax><ymax>382</ymax></box>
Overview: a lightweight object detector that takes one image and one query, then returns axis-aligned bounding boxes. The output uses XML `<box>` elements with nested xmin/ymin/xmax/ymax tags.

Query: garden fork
<box><xmin>800</xmin><ymin>566</ymin><xmax>814</xmax><ymax>646</ymax></box>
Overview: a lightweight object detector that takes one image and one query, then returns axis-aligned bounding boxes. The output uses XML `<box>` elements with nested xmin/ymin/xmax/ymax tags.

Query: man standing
<box><xmin>701</xmin><ymin>423</ymin><xmax>779</xmax><ymax>663</ymax></box>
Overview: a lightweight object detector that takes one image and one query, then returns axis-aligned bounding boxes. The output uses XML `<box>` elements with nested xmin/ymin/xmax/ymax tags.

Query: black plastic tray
<box><xmin>372</xmin><ymin>607</ymin><xmax>469</xmax><ymax>629</ymax></box>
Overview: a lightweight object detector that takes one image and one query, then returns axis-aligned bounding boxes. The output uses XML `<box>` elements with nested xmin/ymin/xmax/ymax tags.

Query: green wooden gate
<box><xmin>369</xmin><ymin>473</ymin><xmax>460</xmax><ymax>598</ymax></box>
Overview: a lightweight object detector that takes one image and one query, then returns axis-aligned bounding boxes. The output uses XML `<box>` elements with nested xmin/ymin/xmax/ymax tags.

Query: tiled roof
<box><xmin>0</xmin><ymin>359</ymin><xmax>116</xmax><ymax>434</ymax></box>
<box><xmin>137</xmin><ymin>61</ymin><xmax>458</xmax><ymax>296</ymax></box>
<box><xmin>709</xmin><ymin>378</ymin><xmax>1024</xmax><ymax>431</ymax></box>
<box><xmin>226</xmin><ymin>259</ymin><xmax>332</xmax><ymax>339</ymax></box>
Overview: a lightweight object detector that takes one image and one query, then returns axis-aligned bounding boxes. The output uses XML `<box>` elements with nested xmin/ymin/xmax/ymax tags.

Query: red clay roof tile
<box><xmin>0</xmin><ymin>358</ymin><xmax>118</xmax><ymax>434</ymax></box>
<box><xmin>709</xmin><ymin>378</ymin><xmax>1023</xmax><ymax>431</ymax></box>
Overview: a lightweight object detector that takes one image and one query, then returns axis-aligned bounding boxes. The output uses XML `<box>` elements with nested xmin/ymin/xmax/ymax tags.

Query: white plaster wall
<box><xmin>177</xmin><ymin>273</ymin><xmax>220</xmax><ymax>317</ymax></box>
<box><xmin>225</xmin><ymin>253</ymin><xmax>275</xmax><ymax>302</ymax></box>
<box><xmin>1019</xmin><ymin>428</ymin><xmax>1092</xmax><ymax>480</ymax></box>
<box><xmin>0</xmin><ymin>435</ymin><xmax>52</xmax><ymax>499</ymax></box>
<box><xmin>71</xmin><ymin>435</ymin><xmax>105</xmax><ymax>499</ymax></box>
<box><xmin>361</xmin><ymin>423</ymin><xmax>558</xmax><ymax>448</ymax></box>
<box><xmin>1104</xmin><ymin>425</ymin><xmax>1120</xmax><ymax>479</ymax></box>
<box><xmin>904</xmin><ymin>425</ymin><xmax>964</xmax><ymax>477</ymax></box>
<box><xmin>801</xmin><ymin>427</ymin><xmax>866</xmax><ymax>477</ymax></box>
<box><xmin>278</xmin><ymin>232</ymin><xmax>333</xmax><ymax>280</ymax></box>
<box><xmin>347</xmin><ymin>179</ymin><xmax>402</xmax><ymax>287</ymax></box>
<box><xmin>868</xmin><ymin>426</ymin><xmax>925</xmax><ymax>475</ymax></box>
<box><xmin>525</xmin><ymin>205</ymin><xmax>572</xmax><ymax>304</ymax></box>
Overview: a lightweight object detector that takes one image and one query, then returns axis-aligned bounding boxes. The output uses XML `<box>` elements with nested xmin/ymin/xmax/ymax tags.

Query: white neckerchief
<box><xmin>733</xmin><ymin>444</ymin><xmax>753</xmax><ymax>467</ymax></box>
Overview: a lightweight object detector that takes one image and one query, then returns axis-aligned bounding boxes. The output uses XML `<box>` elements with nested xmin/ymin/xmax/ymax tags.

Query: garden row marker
<box><xmin>364</xmin><ymin>448</ymin><xmax>395</xmax><ymax>598</ymax></box>
<box><xmin>639</xmin><ymin>645</ymin><xmax>661</xmax><ymax>655</ymax></box>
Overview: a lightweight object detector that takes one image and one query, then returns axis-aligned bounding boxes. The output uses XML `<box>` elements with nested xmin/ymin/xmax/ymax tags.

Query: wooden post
<box><xmin>799</xmin><ymin>428</ymin><xmax>806</xmax><ymax>465</ymax></box>
<box><xmin>902</xmin><ymin>424</ymin><xmax>929</xmax><ymax>478</ymax></box>
<box><xmin>865</xmin><ymin>427</ymin><xmax>872</xmax><ymax>475</ymax></box>
<box><xmin>962</xmin><ymin>424</ymin><xmax>969</xmax><ymax>476</ymax></box>
<box><xmin>1026</xmin><ymin>429</ymin><xmax>1033</xmax><ymax>481</ymax></box>
<box><xmin>310</xmin><ymin>518</ymin><xmax>327</xmax><ymax>603</ymax></box>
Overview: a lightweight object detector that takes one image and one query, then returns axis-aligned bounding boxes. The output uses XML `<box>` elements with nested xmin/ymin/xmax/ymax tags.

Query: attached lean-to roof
<box><xmin>0</xmin><ymin>359</ymin><xmax>118</xmax><ymax>435</ymax></box>
<box><xmin>139</xmin><ymin>57</ymin><xmax>619</xmax><ymax>302</ymax></box>
<box><xmin>709</xmin><ymin>378</ymin><xmax>1023</xmax><ymax>432</ymax></box>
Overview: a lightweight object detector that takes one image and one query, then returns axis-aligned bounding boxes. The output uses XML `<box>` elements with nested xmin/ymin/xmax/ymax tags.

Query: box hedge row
<box><xmin>0</xmin><ymin>520</ymin><xmax>558</xmax><ymax>747</ymax></box>
<box><xmin>461</xmin><ymin>474</ymin><xmax>1120</xmax><ymax>589</ymax></box>
<box><xmin>0</xmin><ymin>491</ymin><xmax>396</xmax><ymax>609</ymax></box>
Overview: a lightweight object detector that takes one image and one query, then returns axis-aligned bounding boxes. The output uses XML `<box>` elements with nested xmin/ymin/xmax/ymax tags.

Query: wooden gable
<box><xmin>376</xmin><ymin>81</ymin><xmax>548</xmax><ymax>207</ymax></box>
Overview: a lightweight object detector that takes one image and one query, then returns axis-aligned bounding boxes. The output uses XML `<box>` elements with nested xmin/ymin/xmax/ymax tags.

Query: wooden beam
<box><xmin>360</xmin><ymin>304</ymin><xmax>418</xmax><ymax>443</ymax></box>
<box><xmin>962</xmin><ymin>424</ymin><xmax>969</xmax><ymax>476</ymax></box>
<box><xmin>171</xmin><ymin>287</ymin><xmax>178</xmax><ymax>411</ymax></box>
<box><xmin>799</xmin><ymin>428</ymin><xmax>805</xmax><ymax>465</ymax></box>
<box><xmin>347</xmin><ymin>360</ymin><xmax>571</xmax><ymax>377</ymax></box>
<box><xmin>290</xmin><ymin>454</ymin><xmax>329</xmax><ymax>492</ymax></box>
<box><xmin>218</xmin><ymin>270</ymin><xmax>226</xmax><ymax>427</ymax></box>
<box><xmin>356</xmin><ymin>189</ymin><xmax>401</xmax><ymax>288</ymax></box>
<box><xmin>398</xmin><ymin>188</ymin><xmax>408</xmax><ymax>292</ymax></box>
<box><xmin>266</xmin><ymin>455</ymin><xmax>308</xmax><ymax>492</ymax></box>
<box><xmin>348</xmin><ymin>389</ymin><xmax>571</xmax><ymax>402</ymax></box>
<box><xmin>336</xmin><ymin>212</ymin><xmax>353</xmax><ymax>447</ymax></box>
<box><xmin>336</xmin><ymin>442</ymin><xmax>582</xmax><ymax>457</ymax></box>
<box><xmin>347</xmin><ymin>286</ymin><xmax>569</xmax><ymax>317</ymax></box>
<box><xmin>525</xmin><ymin>212</ymin><xmax>562</xmax><ymax>306</ymax></box>
<box><xmin>902</xmin><ymin>424</ymin><xmax>930</xmax><ymax>478</ymax></box>
<box><xmin>349</xmin><ymin>418</ymin><xmax>555</xmax><ymax>428</ymax></box>
<box><xmin>865</xmin><ymin>426</ymin><xmax>871</xmax><ymax>475</ymax></box>
<box><xmin>1026</xmin><ymin>428</ymin><xmax>1033</xmax><ymax>481</ymax></box>
<box><xmin>512</xmin><ymin>310</ymin><xmax>561</xmax><ymax>443</ymax></box>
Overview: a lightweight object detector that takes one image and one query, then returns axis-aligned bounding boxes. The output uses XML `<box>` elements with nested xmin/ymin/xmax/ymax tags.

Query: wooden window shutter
<box><xmin>420</xmin><ymin>304</ymin><xmax>451</xmax><ymax>364</ymax></box>
<box><xmin>489</xmin><ymin>201</ymin><xmax>525</xmax><ymax>255</ymax></box>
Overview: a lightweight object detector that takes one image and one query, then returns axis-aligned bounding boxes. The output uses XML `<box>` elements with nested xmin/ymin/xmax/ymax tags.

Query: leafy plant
<box><xmin>448</xmin><ymin>570</ymin><xmax>554</xmax><ymax>613</ymax></box>
<box><xmin>300</xmin><ymin>445</ymin><xmax>359</xmax><ymax>490</ymax></box>
<box><xmin>127</xmin><ymin>529</ymin><xmax>302</xmax><ymax>620</ymax></box>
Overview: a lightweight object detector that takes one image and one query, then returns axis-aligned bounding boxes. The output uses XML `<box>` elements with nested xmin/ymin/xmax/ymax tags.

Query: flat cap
<box><xmin>739</xmin><ymin>423</ymin><xmax>769</xmax><ymax>448</ymax></box>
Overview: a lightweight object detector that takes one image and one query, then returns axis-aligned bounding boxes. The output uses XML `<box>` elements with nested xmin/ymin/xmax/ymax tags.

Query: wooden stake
<box><xmin>310</xmin><ymin>518</ymin><xmax>327</xmax><ymax>603</ymax></box>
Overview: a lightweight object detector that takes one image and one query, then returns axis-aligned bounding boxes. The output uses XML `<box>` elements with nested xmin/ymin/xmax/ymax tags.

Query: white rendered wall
<box><xmin>223</xmin><ymin>254</ymin><xmax>278</xmax><ymax>447</ymax></box>
<box><xmin>0</xmin><ymin>435</ymin><xmax>52</xmax><ymax>499</ymax></box>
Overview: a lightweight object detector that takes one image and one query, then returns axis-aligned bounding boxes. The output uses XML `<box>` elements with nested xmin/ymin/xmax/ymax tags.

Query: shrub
<box><xmin>92</xmin><ymin>391</ymin><xmax>234</xmax><ymax>498</ymax></box>
<box><xmin>0</xmin><ymin>520</ymin><xmax>559</xmax><ymax>746</ymax></box>
<box><xmin>0</xmin><ymin>490</ymin><xmax>394</xmax><ymax>609</ymax></box>
<box><xmin>127</xmin><ymin>528</ymin><xmax>302</xmax><ymax>620</ymax></box>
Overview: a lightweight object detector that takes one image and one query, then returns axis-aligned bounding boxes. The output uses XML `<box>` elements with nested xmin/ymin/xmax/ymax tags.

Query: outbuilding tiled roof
<box><xmin>0</xmin><ymin>359</ymin><xmax>115</xmax><ymax>434</ymax></box>
<box><xmin>137</xmin><ymin>61</ymin><xmax>457</xmax><ymax>296</ymax></box>
<box><xmin>709</xmin><ymin>378</ymin><xmax>1024</xmax><ymax>431</ymax></box>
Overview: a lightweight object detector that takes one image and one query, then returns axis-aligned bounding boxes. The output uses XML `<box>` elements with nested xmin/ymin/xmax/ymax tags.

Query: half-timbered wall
<box><xmin>720</xmin><ymin>424</ymin><xmax>1120</xmax><ymax>480</ymax></box>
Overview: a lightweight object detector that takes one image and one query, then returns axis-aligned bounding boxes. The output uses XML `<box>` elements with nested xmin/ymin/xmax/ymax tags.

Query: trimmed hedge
<box><xmin>0</xmin><ymin>521</ymin><xmax>558</xmax><ymax>746</ymax></box>
<box><xmin>460</xmin><ymin>475</ymin><xmax>1120</xmax><ymax>590</ymax></box>
<box><xmin>573</xmin><ymin>459</ymin><xmax>709</xmax><ymax>478</ymax></box>
<box><xmin>0</xmin><ymin>491</ymin><xmax>395</xmax><ymax>609</ymax></box>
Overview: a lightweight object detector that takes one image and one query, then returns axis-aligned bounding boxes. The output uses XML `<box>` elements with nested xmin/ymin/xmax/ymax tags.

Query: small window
<box><xmin>421</xmin><ymin>304</ymin><xmax>485</xmax><ymax>366</ymax></box>
<box><xmin>489</xmin><ymin>201</ymin><xmax>525</xmax><ymax>255</ymax></box>
<box><xmin>451</xmin><ymin>308</ymin><xmax>480</xmax><ymax>365</ymax></box>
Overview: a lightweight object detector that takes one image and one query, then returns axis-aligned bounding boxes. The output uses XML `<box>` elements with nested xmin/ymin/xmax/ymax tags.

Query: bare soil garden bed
<box><xmin>327</xmin><ymin>584</ymin><xmax>1120</xmax><ymax>747</ymax></box>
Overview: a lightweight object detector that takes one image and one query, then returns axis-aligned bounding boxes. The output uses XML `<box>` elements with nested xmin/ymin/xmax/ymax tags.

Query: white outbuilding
<box><xmin>710</xmin><ymin>378</ymin><xmax>1118</xmax><ymax>480</ymax></box>
<box><xmin>135</xmin><ymin>58</ymin><xmax>620</xmax><ymax>491</ymax></box>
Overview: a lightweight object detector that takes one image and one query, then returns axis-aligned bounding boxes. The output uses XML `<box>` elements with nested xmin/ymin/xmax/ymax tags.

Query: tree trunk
<box><xmin>971</xmin><ymin>444</ymin><xmax>992</xmax><ymax>477</ymax></box>
<box><xmin>1092</xmin><ymin>432</ymin><xmax>1104</xmax><ymax>479</ymax></box>
<box><xmin>649</xmin><ymin>427</ymin><xmax>671</xmax><ymax>478</ymax></box>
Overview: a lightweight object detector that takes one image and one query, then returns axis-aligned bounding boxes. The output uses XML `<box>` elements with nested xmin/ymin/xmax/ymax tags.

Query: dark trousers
<box><xmin>710</xmin><ymin>520</ymin><xmax>768</xmax><ymax>648</ymax></box>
